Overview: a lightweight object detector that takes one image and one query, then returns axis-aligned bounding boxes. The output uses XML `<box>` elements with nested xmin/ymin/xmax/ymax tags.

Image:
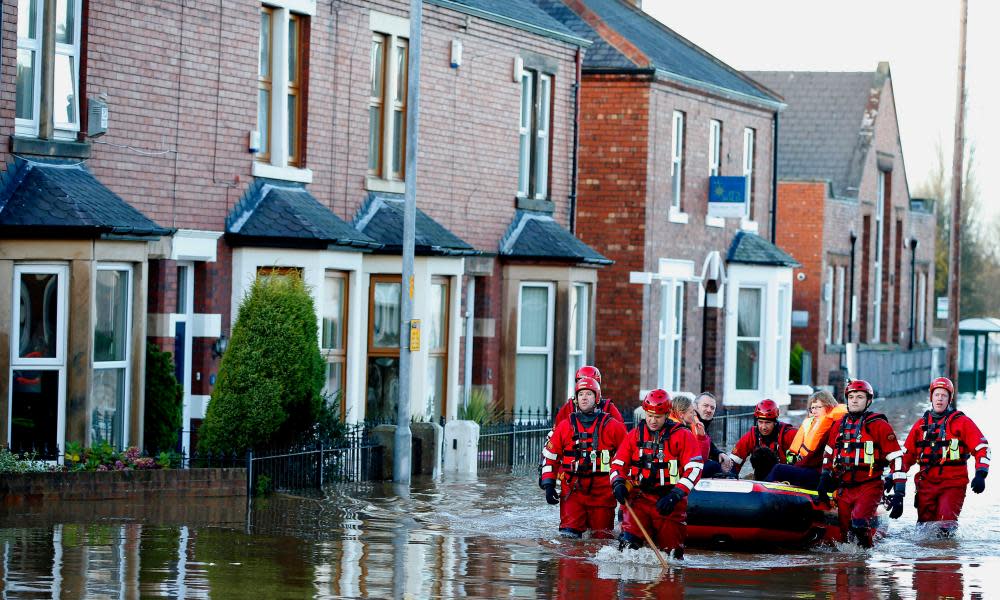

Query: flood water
<box><xmin>2</xmin><ymin>388</ymin><xmax>999</xmax><ymax>598</ymax></box>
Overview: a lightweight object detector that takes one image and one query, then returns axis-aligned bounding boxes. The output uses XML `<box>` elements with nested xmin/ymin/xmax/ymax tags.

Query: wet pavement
<box><xmin>2</xmin><ymin>388</ymin><xmax>999</xmax><ymax>598</ymax></box>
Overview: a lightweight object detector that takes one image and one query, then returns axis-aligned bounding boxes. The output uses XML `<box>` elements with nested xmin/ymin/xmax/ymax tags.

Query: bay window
<box><xmin>735</xmin><ymin>287</ymin><xmax>763</xmax><ymax>391</ymax></box>
<box><xmin>567</xmin><ymin>283</ymin><xmax>589</xmax><ymax>397</ymax></box>
<box><xmin>425</xmin><ymin>278</ymin><xmax>450</xmax><ymax>420</ymax></box>
<box><xmin>366</xmin><ymin>276</ymin><xmax>401</xmax><ymax>421</ymax></box>
<box><xmin>91</xmin><ymin>265</ymin><xmax>132</xmax><ymax>449</ymax></box>
<box><xmin>515</xmin><ymin>283</ymin><xmax>554</xmax><ymax>415</ymax></box>
<box><xmin>658</xmin><ymin>280</ymin><xmax>685</xmax><ymax>391</ymax></box>
<box><xmin>322</xmin><ymin>271</ymin><xmax>349</xmax><ymax>418</ymax></box>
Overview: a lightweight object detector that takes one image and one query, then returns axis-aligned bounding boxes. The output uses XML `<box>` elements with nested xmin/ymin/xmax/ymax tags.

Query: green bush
<box><xmin>198</xmin><ymin>274</ymin><xmax>324</xmax><ymax>453</ymax></box>
<box><xmin>143</xmin><ymin>343</ymin><xmax>184</xmax><ymax>452</ymax></box>
<box><xmin>62</xmin><ymin>442</ymin><xmax>160</xmax><ymax>471</ymax></box>
<box><xmin>0</xmin><ymin>448</ymin><xmax>49</xmax><ymax>474</ymax></box>
<box><xmin>458</xmin><ymin>388</ymin><xmax>504</xmax><ymax>425</ymax></box>
<box><xmin>789</xmin><ymin>342</ymin><xmax>805</xmax><ymax>385</ymax></box>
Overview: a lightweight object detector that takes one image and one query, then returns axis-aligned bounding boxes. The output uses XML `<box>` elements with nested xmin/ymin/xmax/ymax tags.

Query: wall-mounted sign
<box><xmin>707</xmin><ymin>176</ymin><xmax>747</xmax><ymax>219</ymax></box>
<box><xmin>936</xmin><ymin>297</ymin><xmax>949</xmax><ymax>320</ymax></box>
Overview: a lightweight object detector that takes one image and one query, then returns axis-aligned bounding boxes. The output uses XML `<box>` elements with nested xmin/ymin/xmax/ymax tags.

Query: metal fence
<box><xmin>704</xmin><ymin>409</ymin><xmax>757</xmax><ymax>453</ymax></box>
<box><xmin>856</xmin><ymin>346</ymin><xmax>945</xmax><ymax>398</ymax></box>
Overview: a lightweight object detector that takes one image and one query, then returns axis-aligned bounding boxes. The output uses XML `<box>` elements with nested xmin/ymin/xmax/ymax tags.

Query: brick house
<box><xmin>0</xmin><ymin>0</ymin><xmax>608</xmax><ymax>455</ymax></box>
<box><xmin>537</xmin><ymin>0</ymin><xmax>797</xmax><ymax>409</ymax></box>
<box><xmin>749</xmin><ymin>64</ymin><xmax>938</xmax><ymax>399</ymax></box>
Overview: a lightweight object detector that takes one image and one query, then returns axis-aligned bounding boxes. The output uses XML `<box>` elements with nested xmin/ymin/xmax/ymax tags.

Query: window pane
<box><xmin>520</xmin><ymin>73</ymin><xmax>532</xmax><ymax>129</ymax></box>
<box><xmin>53</xmin><ymin>53</ymin><xmax>78</xmax><ymax>126</ymax></box>
<box><xmin>287</xmin><ymin>17</ymin><xmax>298</xmax><ymax>81</ymax></box>
<box><xmin>428</xmin><ymin>283</ymin><xmax>446</xmax><ymax>350</ymax></box>
<box><xmin>394</xmin><ymin>44</ymin><xmax>408</xmax><ymax>103</ymax></box>
<box><xmin>673</xmin><ymin>338</ymin><xmax>682</xmax><ymax>390</ymax></box>
<box><xmin>259</xmin><ymin>11</ymin><xmax>271</xmax><ymax>78</ymax></box>
<box><xmin>322</xmin><ymin>277</ymin><xmax>346</xmax><ymax>350</ymax></box>
<box><xmin>91</xmin><ymin>368</ymin><xmax>125</xmax><ymax>448</ymax></box>
<box><xmin>571</xmin><ymin>285</ymin><xmax>588</xmax><ymax>352</ymax></box>
<box><xmin>515</xmin><ymin>354</ymin><xmax>547</xmax><ymax>414</ymax></box>
<box><xmin>258</xmin><ymin>88</ymin><xmax>270</xmax><ymax>155</ymax></box>
<box><xmin>18</xmin><ymin>273</ymin><xmax>59</xmax><ymax>359</ymax></box>
<box><xmin>673</xmin><ymin>284</ymin><xmax>683</xmax><ymax>334</ymax></box>
<box><xmin>372</xmin><ymin>282</ymin><xmax>401</xmax><ymax>348</ymax></box>
<box><xmin>366</xmin><ymin>357</ymin><xmax>399</xmax><ymax>421</ymax></box>
<box><xmin>325</xmin><ymin>362</ymin><xmax>344</xmax><ymax>413</ymax></box>
<box><xmin>519</xmin><ymin>287</ymin><xmax>549</xmax><ymax>348</ymax></box>
<box><xmin>737</xmin><ymin>288</ymin><xmax>761</xmax><ymax>338</ymax></box>
<box><xmin>425</xmin><ymin>356</ymin><xmax>445</xmax><ymax>420</ymax></box>
<box><xmin>518</xmin><ymin>132</ymin><xmax>530</xmax><ymax>196</ymax></box>
<box><xmin>391</xmin><ymin>109</ymin><xmax>404</xmax><ymax>177</ymax></box>
<box><xmin>370</xmin><ymin>38</ymin><xmax>384</xmax><ymax>98</ymax></box>
<box><xmin>287</xmin><ymin>92</ymin><xmax>297</xmax><ymax>156</ymax></box>
<box><xmin>736</xmin><ymin>340</ymin><xmax>760</xmax><ymax>390</ymax></box>
<box><xmin>18</xmin><ymin>0</ymin><xmax>38</xmax><ymax>39</ymax></box>
<box><xmin>11</xmin><ymin>370</ymin><xmax>60</xmax><ymax>455</ymax></box>
<box><xmin>176</xmin><ymin>266</ymin><xmax>188</xmax><ymax>314</ymax></box>
<box><xmin>94</xmin><ymin>270</ymin><xmax>129</xmax><ymax>362</ymax></box>
<box><xmin>55</xmin><ymin>0</ymin><xmax>75</xmax><ymax>45</ymax></box>
<box><xmin>16</xmin><ymin>49</ymin><xmax>35</xmax><ymax>121</ymax></box>
<box><xmin>368</xmin><ymin>105</ymin><xmax>382</xmax><ymax>172</ymax></box>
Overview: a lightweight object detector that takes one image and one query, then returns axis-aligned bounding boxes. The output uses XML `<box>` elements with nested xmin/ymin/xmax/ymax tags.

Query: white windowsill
<box><xmin>253</xmin><ymin>161</ymin><xmax>313</xmax><ymax>184</ymax></box>
<box><xmin>668</xmin><ymin>208</ymin><xmax>689</xmax><ymax>224</ymax></box>
<box><xmin>706</xmin><ymin>215</ymin><xmax>725</xmax><ymax>228</ymax></box>
<box><xmin>366</xmin><ymin>176</ymin><xmax>405</xmax><ymax>195</ymax></box>
<box><xmin>740</xmin><ymin>218</ymin><xmax>759</xmax><ymax>233</ymax></box>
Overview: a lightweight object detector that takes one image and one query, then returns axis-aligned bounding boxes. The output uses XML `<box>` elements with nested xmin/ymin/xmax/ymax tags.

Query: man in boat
<box><xmin>539</xmin><ymin>376</ymin><xmax>627</xmax><ymax>538</ymax></box>
<box><xmin>553</xmin><ymin>366</ymin><xmax>624</xmax><ymax>425</ymax></box>
<box><xmin>817</xmin><ymin>379</ymin><xmax>906</xmax><ymax>548</ymax></box>
<box><xmin>765</xmin><ymin>390</ymin><xmax>845</xmax><ymax>488</ymax></box>
<box><xmin>610</xmin><ymin>389</ymin><xmax>703</xmax><ymax>558</ymax></box>
<box><xmin>901</xmin><ymin>376</ymin><xmax>989</xmax><ymax>534</ymax></box>
<box><xmin>694</xmin><ymin>392</ymin><xmax>733</xmax><ymax>477</ymax></box>
<box><xmin>727</xmin><ymin>399</ymin><xmax>797</xmax><ymax>480</ymax></box>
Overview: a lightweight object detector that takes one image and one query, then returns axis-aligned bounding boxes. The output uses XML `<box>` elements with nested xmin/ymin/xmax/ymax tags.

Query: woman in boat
<box><xmin>765</xmin><ymin>390</ymin><xmax>844</xmax><ymax>488</ymax></box>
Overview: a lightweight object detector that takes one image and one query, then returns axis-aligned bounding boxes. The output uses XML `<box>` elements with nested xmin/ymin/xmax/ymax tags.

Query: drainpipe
<box><xmin>464</xmin><ymin>276</ymin><xmax>475</xmax><ymax>411</ymax></box>
<box><xmin>769</xmin><ymin>111</ymin><xmax>779</xmax><ymax>244</ymax></box>
<box><xmin>569</xmin><ymin>47</ymin><xmax>582</xmax><ymax>233</ymax></box>
<box><xmin>908</xmin><ymin>238</ymin><xmax>918</xmax><ymax>350</ymax></box>
<box><xmin>848</xmin><ymin>230</ymin><xmax>858</xmax><ymax>343</ymax></box>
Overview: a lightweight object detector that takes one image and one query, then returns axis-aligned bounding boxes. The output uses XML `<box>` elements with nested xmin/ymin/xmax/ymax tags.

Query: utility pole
<box><xmin>394</xmin><ymin>0</ymin><xmax>422</xmax><ymax>484</ymax></box>
<box><xmin>945</xmin><ymin>0</ymin><xmax>968</xmax><ymax>386</ymax></box>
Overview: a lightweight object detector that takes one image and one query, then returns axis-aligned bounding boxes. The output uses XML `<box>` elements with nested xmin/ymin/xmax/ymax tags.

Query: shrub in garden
<box><xmin>143</xmin><ymin>342</ymin><xmax>184</xmax><ymax>453</ymax></box>
<box><xmin>0</xmin><ymin>448</ymin><xmax>49</xmax><ymax>474</ymax></box>
<box><xmin>198</xmin><ymin>273</ymin><xmax>324</xmax><ymax>454</ymax></box>
<box><xmin>62</xmin><ymin>442</ymin><xmax>162</xmax><ymax>471</ymax></box>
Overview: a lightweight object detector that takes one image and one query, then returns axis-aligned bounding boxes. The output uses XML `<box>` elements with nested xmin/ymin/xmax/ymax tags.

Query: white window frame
<box><xmin>92</xmin><ymin>263</ymin><xmax>134</xmax><ymax>449</ymax></box>
<box><xmin>670</xmin><ymin>111</ymin><xmax>685</xmax><ymax>213</ymax></box>
<box><xmin>872</xmin><ymin>171</ymin><xmax>886</xmax><ymax>343</ymax></box>
<box><xmin>835</xmin><ymin>265</ymin><xmax>846</xmax><ymax>345</ymax></box>
<box><xmin>9</xmin><ymin>264</ymin><xmax>69</xmax><ymax>458</ymax></box>
<box><xmin>517</xmin><ymin>69</ymin><xmax>552</xmax><ymax>201</ymax></box>
<box><xmin>824</xmin><ymin>265</ymin><xmax>834</xmax><ymax>345</ymax></box>
<box><xmin>566</xmin><ymin>283</ymin><xmax>589</xmax><ymax>398</ymax></box>
<box><xmin>253</xmin><ymin>1</ymin><xmax>315</xmax><ymax>184</ymax></box>
<box><xmin>775</xmin><ymin>284</ymin><xmax>790</xmax><ymax>389</ymax></box>
<box><xmin>917</xmin><ymin>271</ymin><xmax>927</xmax><ymax>344</ymax></box>
<box><xmin>657</xmin><ymin>280</ymin><xmax>685</xmax><ymax>392</ymax></box>
<box><xmin>516</xmin><ymin>282</ymin><xmax>555</xmax><ymax>415</ymax></box>
<box><xmin>735</xmin><ymin>285</ymin><xmax>764</xmax><ymax>393</ymax></box>
<box><xmin>742</xmin><ymin>127</ymin><xmax>755</xmax><ymax>223</ymax></box>
<box><xmin>708</xmin><ymin>120</ymin><xmax>721</xmax><ymax>176</ymax></box>
<box><xmin>16</xmin><ymin>0</ymin><xmax>82</xmax><ymax>139</ymax></box>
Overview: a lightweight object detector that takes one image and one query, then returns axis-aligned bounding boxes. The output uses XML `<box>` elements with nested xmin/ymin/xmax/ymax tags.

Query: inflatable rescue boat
<box><xmin>686</xmin><ymin>478</ymin><xmax>834</xmax><ymax>547</ymax></box>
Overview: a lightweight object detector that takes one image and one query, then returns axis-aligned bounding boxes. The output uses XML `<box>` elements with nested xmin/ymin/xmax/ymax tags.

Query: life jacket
<box><xmin>831</xmin><ymin>411</ymin><xmax>889</xmax><ymax>475</ymax></box>
<box><xmin>787</xmin><ymin>404</ymin><xmax>847</xmax><ymax>464</ymax></box>
<box><xmin>560</xmin><ymin>412</ymin><xmax>613</xmax><ymax>478</ymax></box>
<box><xmin>634</xmin><ymin>421</ymin><xmax>685</xmax><ymax>490</ymax></box>
<box><xmin>754</xmin><ymin>422</ymin><xmax>792</xmax><ymax>456</ymax></box>
<box><xmin>913</xmin><ymin>410</ymin><xmax>970</xmax><ymax>468</ymax></box>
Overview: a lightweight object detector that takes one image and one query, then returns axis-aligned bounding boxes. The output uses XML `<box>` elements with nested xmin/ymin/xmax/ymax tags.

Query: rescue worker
<box><xmin>728</xmin><ymin>399</ymin><xmax>797</xmax><ymax>480</ymax></box>
<box><xmin>610</xmin><ymin>389</ymin><xmax>703</xmax><ymax>558</ymax></box>
<box><xmin>694</xmin><ymin>392</ymin><xmax>733</xmax><ymax>477</ymax></box>
<box><xmin>554</xmin><ymin>366</ymin><xmax>623</xmax><ymax>424</ymax></box>
<box><xmin>817</xmin><ymin>379</ymin><xmax>906</xmax><ymax>548</ymax></box>
<box><xmin>901</xmin><ymin>377</ymin><xmax>989</xmax><ymax>532</ymax></box>
<box><xmin>539</xmin><ymin>376</ymin><xmax>627</xmax><ymax>538</ymax></box>
<box><xmin>765</xmin><ymin>390</ymin><xmax>845</xmax><ymax>488</ymax></box>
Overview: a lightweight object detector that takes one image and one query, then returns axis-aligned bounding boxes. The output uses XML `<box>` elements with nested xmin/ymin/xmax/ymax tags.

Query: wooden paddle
<box><xmin>622</xmin><ymin>498</ymin><xmax>670</xmax><ymax>571</ymax></box>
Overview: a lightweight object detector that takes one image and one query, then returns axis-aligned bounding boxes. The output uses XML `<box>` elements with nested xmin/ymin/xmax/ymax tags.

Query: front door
<box><xmin>175</xmin><ymin>263</ymin><xmax>194</xmax><ymax>456</ymax></box>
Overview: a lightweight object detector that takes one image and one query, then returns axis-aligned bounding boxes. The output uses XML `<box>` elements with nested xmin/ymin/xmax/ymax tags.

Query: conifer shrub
<box><xmin>198</xmin><ymin>274</ymin><xmax>324</xmax><ymax>453</ymax></box>
<box><xmin>143</xmin><ymin>342</ymin><xmax>183</xmax><ymax>453</ymax></box>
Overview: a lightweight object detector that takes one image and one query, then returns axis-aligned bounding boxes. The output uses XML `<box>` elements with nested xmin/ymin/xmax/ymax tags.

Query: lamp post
<box><xmin>908</xmin><ymin>238</ymin><xmax>918</xmax><ymax>350</ymax></box>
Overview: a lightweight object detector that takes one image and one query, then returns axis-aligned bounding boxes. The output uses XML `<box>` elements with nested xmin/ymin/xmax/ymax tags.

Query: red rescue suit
<box><xmin>821</xmin><ymin>412</ymin><xmax>904</xmax><ymax>541</ymax></box>
<box><xmin>609</xmin><ymin>421</ymin><xmax>703</xmax><ymax>551</ymax></box>
<box><xmin>729</xmin><ymin>422</ymin><xmax>797</xmax><ymax>477</ymax></box>
<box><xmin>541</xmin><ymin>411</ymin><xmax>626</xmax><ymax>537</ymax></box>
<box><xmin>554</xmin><ymin>396</ymin><xmax>623</xmax><ymax>425</ymax></box>
<box><xmin>902</xmin><ymin>409</ymin><xmax>990</xmax><ymax>523</ymax></box>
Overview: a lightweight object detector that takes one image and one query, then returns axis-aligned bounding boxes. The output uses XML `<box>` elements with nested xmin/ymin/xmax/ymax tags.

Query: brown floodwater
<box><xmin>1</xmin><ymin>390</ymin><xmax>998</xmax><ymax>598</ymax></box>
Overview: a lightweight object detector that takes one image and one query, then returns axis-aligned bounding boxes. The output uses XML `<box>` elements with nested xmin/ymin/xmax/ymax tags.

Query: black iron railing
<box><xmin>477</xmin><ymin>409</ymin><xmax>553</xmax><ymax>474</ymax></box>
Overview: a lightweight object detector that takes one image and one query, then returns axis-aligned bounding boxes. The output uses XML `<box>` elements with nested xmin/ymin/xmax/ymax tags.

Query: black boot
<box><xmin>618</xmin><ymin>532</ymin><xmax>642</xmax><ymax>552</ymax></box>
<box><xmin>849</xmin><ymin>526</ymin><xmax>873</xmax><ymax>549</ymax></box>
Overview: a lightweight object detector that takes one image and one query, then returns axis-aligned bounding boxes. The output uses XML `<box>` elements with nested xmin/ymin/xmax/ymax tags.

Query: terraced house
<box><xmin>0</xmin><ymin>0</ymin><xmax>608</xmax><ymax>456</ymax></box>
<box><xmin>537</xmin><ymin>0</ymin><xmax>796</xmax><ymax>409</ymax></box>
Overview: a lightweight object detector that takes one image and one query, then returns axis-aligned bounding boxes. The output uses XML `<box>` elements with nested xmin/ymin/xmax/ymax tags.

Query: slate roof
<box><xmin>353</xmin><ymin>193</ymin><xmax>478</xmax><ymax>256</ymax></box>
<box><xmin>0</xmin><ymin>157</ymin><xmax>170</xmax><ymax>238</ymax></box>
<box><xmin>534</xmin><ymin>0</ymin><xmax>781</xmax><ymax>105</ymax></box>
<box><xmin>226</xmin><ymin>178</ymin><xmax>380</xmax><ymax>250</ymax></box>
<box><xmin>428</xmin><ymin>0</ymin><xmax>587</xmax><ymax>45</ymax></box>
<box><xmin>499</xmin><ymin>210</ymin><xmax>611</xmax><ymax>264</ymax></box>
<box><xmin>726</xmin><ymin>231</ymin><xmax>800</xmax><ymax>268</ymax></box>
<box><xmin>746</xmin><ymin>70</ymin><xmax>885</xmax><ymax>199</ymax></box>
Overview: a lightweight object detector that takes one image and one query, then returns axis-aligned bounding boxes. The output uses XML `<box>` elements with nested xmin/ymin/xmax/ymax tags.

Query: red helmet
<box><xmin>575</xmin><ymin>376</ymin><xmax>601</xmax><ymax>403</ymax></box>
<box><xmin>642</xmin><ymin>389</ymin><xmax>671</xmax><ymax>415</ymax></box>
<box><xmin>575</xmin><ymin>365</ymin><xmax>602</xmax><ymax>385</ymax></box>
<box><xmin>754</xmin><ymin>399</ymin><xmax>779</xmax><ymax>420</ymax></box>
<box><xmin>929</xmin><ymin>377</ymin><xmax>955</xmax><ymax>401</ymax></box>
<box><xmin>844</xmin><ymin>379</ymin><xmax>874</xmax><ymax>401</ymax></box>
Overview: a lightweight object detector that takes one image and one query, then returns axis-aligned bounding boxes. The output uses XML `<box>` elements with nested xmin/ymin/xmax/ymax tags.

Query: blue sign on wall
<box><xmin>708</xmin><ymin>176</ymin><xmax>747</xmax><ymax>218</ymax></box>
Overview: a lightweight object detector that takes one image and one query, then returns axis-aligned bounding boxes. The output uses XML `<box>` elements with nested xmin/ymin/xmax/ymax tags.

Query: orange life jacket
<box><xmin>787</xmin><ymin>404</ymin><xmax>847</xmax><ymax>464</ymax></box>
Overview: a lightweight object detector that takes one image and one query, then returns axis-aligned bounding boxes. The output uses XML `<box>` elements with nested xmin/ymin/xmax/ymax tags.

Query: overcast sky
<box><xmin>643</xmin><ymin>0</ymin><xmax>999</xmax><ymax>222</ymax></box>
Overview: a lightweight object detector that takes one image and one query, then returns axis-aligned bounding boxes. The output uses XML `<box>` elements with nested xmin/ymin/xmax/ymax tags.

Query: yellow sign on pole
<box><xmin>409</xmin><ymin>319</ymin><xmax>421</xmax><ymax>351</ymax></box>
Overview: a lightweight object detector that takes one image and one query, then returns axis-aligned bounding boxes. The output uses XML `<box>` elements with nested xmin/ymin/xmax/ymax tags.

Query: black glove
<box><xmin>971</xmin><ymin>469</ymin><xmax>988</xmax><ymax>494</ymax></box>
<box><xmin>613</xmin><ymin>480</ymin><xmax>629</xmax><ymax>504</ymax></box>
<box><xmin>655</xmin><ymin>488</ymin><xmax>686</xmax><ymax>516</ymax></box>
<box><xmin>888</xmin><ymin>492</ymin><xmax>904</xmax><ymax>519</ymax></box>
<box><xmin>883</xmin><ymin>476</ymin><xmax>894</xmax><ymax>494</ymax></box>
<box><xmin>816</xmin><ymin>473</ymin><xmax>834</xmax><ymax>504</ymax></box>
<box><xmin>542</xmin><ymin>482</ymin><xmax>559</xmax><ymax>505</ymax></box>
